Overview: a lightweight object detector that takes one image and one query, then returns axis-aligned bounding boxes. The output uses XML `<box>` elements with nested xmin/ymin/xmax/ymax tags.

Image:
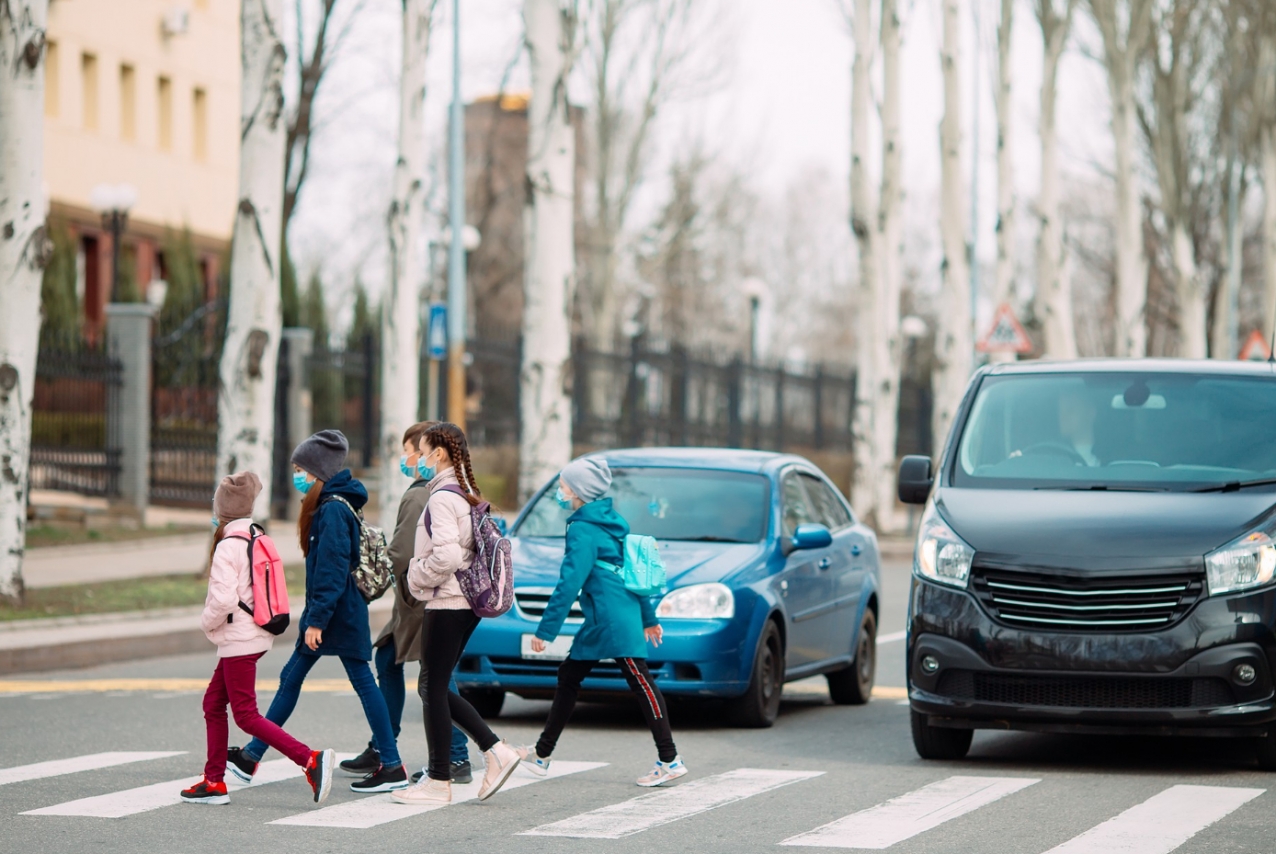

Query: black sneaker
<box><xmin>350</xmin><ymin>764</ymin><xmax>409</xmax><ymax>793</ymax></box>
<box><xmin>227</xmin><ymin>746</ymin><xmax>258</xmax><ymax>784</ymax></box>
<box><xmin>339</xmin><ymin>743</ymin><xmax>380</xmax><ymax>776</ymax></box>
<box><xmin>305</xmin><ymin>749</ymin><xmax>335</xmax><ymax>805</ymax></box>
<box><xmin>410</xmin><ymin>761</ymin><xmax>471</xmax><ymax>785</ymax></box>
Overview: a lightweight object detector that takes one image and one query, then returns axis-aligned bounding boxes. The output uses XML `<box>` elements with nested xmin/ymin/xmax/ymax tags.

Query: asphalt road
<box><xmin>2</xmin><ymin>557</ymin><xmax>1275</xmax><ymax>853</ymax></box>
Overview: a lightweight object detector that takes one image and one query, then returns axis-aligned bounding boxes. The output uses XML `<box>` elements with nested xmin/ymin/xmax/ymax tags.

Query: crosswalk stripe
<box><xmin>780</xmin><ymin>775</ymin><xmax>1040</xmax><ymax>849</ymax></box>
<box><xmin>270</xmin><ymin>761</ymin><xmax>607</xmax><ymax>828</ymax></box>
<box><xmin>522</xmin><ymin>768</ymin><xmax>824</xmax><ymax>839</ymax></box>
<box><xmin>21</xmin><ymin>757</ymin><xmax>316</xmax><ymax>818</ymax></box>
<box><xmin>1039</xmin><ymin>784</ymin><xmax>1265</xmax><ymax>854</ymax></box>
<box><xmin>0</xmin><ymin>752</ymin><xmax>186</xmax><ymax>787</ymax></box>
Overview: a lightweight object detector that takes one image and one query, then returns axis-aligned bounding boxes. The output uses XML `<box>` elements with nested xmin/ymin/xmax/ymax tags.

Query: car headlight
<box><xmin>1206</xmin><ymin>526</ymin><xmax>1276</xmax><ymax>596</ymax></box>
<box><xmin>914</xmin><ymin>502</ymin><xmax>975</xmax><ymax>589</ymax></box>
<box><xmin>656</xmin><ymin>583</ymin><xmax>735</xmax><ymax>619</ymax></box>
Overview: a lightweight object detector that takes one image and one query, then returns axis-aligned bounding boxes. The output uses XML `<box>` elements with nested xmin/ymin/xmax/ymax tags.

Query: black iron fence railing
<box><xmin>30</xmin><ymin>340</ymin><xmax>124</xmax><ymax>497</ymax></box>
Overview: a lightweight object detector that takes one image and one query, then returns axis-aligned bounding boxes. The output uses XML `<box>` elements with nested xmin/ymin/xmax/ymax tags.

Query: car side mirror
<box><xmin>898</xmin><ymin>455</ymin><xmax>934</xmax><ymax>505</ymax></box>
<box><xmin>783</xmin><ymin>523</ymin><xmax>833</xmax><ymax>555</ymax></box>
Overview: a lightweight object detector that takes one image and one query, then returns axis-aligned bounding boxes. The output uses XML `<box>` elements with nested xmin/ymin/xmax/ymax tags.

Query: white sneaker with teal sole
<box><xmin>636</xmin><ymin>756</ymin><xmax>688</xmax><ymax>787</ymax></box>
<box><xmin>519</xmin><ymin>746</ymin><xmax>551</xmax><ymax>777</ymax></box>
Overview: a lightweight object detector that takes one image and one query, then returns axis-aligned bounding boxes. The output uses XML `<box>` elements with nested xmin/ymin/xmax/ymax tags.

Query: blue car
<box><xmin>456</xmin><ymin>448</ymin><xmax>882</xmax><ymax>727</ymax></box>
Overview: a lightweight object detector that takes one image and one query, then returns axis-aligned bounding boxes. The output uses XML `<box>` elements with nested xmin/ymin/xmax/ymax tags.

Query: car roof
<box><xmin>983</xmin><ymin>358</ymin><xmax>1276</xmax><ymax>377</ymax></box>
<box><xmin>583</xmin><ymin>447</ymin><xmax>808</xmax><ymax>475</ymax></box>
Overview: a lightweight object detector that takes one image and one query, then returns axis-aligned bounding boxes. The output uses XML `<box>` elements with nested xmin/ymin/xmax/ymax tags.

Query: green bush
<box><xmin>31</xmin><ymin>412</ymin><xmax>106</xmax><ymax>447</ymax></box>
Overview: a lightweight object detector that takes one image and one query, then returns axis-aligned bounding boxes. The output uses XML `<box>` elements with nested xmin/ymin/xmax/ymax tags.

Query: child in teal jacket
<box><xmin>525</xmin><ymin>457</ymin><xmax>688</xmax><ymax>787</ymax></box>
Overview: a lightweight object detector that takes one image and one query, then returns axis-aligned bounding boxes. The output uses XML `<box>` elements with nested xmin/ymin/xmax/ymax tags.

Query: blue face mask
<box><xmin>400</xmin><ymin>456</ymin><xmax>416</xmax><ymax>479</ymax></box>
<box><xmin>417</xmin><ymin>451</ymin><xmax>437</xmax><ymax>481</ymax></box>
<box><xmin>554</xmin><ymin>487</ymin><xmax>573</xmax><ymax>510</ymax></box>
<box><xmin>210</xmin><ymin>515</ymin><xmax>220</xmax><ymax>531</ymax></box>
<box><xmin>293</xmin><ymin>471</ymin><xmax>313</xmax><ymax>494</ymax></box>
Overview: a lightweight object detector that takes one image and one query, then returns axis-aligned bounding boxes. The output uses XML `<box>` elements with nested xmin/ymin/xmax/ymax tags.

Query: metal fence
<box><xmin>150</xmin><ymin>302</ymin><xmax>222</xmax><ymax>506</ymax></box>
<box><xmin>307</xmin><ymin>333</ymin><xmax>378</xmax><ymax>469</ymax></box>
<box><xmin>30</xmin><ymin>338</ymin><xmax>123</xmax><ymax>497</ymax></box>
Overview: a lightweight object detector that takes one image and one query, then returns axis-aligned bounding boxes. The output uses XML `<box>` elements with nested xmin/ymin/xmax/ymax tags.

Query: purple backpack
<box><xmin>424</xmin><ymin>484</ymin><xmax>514</xmax><ymax>618</ymax></box>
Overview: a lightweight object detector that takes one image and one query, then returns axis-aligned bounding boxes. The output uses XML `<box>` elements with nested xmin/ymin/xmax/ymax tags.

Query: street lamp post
<box><xmin>446</xmin><ymin>0</ymin><xmax>467</xmax><ymax>428</ymax></box>
<box><xmin>91</xmin><ymin>184</ymin><xmax>138</xmax><ymax>303</ymax></box>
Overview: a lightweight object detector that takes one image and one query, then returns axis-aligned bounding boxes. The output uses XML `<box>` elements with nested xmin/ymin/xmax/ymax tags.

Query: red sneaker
<box><xmin>180</xmin><ymin>777</ymin><xmax>229</xmax><ymax>805</ymax></box>
<box><xmin>305</xmin><ymin>749</ymin><xmax>335</xmax><ymax>804</ymax></box>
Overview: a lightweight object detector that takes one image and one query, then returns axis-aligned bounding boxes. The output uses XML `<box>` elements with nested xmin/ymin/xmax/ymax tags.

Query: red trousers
<box><xmin>203</xmin><ymin>652</ymin><xmax>311</xmax><ymax>782</ymax></box>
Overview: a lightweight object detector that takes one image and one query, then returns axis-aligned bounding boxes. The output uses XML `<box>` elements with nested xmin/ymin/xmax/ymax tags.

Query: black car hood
<box><xmin>937</xmin><ymin>488</ymin><xmax>1276</xmax><ymax>562</ymax></box>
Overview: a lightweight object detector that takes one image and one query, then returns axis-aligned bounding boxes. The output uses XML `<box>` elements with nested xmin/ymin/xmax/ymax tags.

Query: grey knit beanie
<box><xmin>214</xmin><ymin>471</ymin><xmax>262</xmax><ymax>521</ymax></box>
<box><xmin>561</xmin><ymin>456</ymin><xmax>612</xmax><ymax>503</ymax></box>
<box><xmin>291</xmin><ymin>429</ymin><xmax>349</xmax><ymax>482</ymax></box>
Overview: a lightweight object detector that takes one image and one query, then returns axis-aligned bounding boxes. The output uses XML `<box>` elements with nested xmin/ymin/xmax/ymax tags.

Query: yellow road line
<box><xmin>0</xmin><ymin>679</ymin><xmax>355</xmax><ymax>693</ymax></box>
<box><xmin>871</xmin><ymin>686</ymin><xmax>908</xmax><ymax>700</ymax></box>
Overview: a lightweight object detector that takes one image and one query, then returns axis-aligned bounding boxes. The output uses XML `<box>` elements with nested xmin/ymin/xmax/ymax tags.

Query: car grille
<box><xmin>936</xmin><ymin>670</ymin><xmax>1235</xmax><ymax>709</ymax></box>
<box><xmin>514</xmin><ymin>587</ymin><xmax>583</xmax><ymax>623</ymax></box>
<box><xmin>970</xmin><ymin>565</ymin><xmax>1204</xmax><ymax>631</ymax></box>
<box><xmin>485</xmin><ymin>657</ymin><xmax>666</xmax><ymax>678</ymax></box>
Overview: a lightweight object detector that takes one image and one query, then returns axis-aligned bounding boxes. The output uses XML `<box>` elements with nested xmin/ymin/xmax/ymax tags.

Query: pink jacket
<box><xmin>407</xmin><ymin>468</ymin><xmax>475</xmax><ymax>610</ymax></box>
<box><xmin>201</xmin><ymin>519</ymin><xmax>275</xmax><ymax>658</ymax></box>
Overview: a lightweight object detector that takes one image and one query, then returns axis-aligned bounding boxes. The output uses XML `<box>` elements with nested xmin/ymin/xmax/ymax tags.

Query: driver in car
<box><xmin>1009</xmin><ymin>386</ymin><xmax>1102</xmax><ymax>466</ymax></box>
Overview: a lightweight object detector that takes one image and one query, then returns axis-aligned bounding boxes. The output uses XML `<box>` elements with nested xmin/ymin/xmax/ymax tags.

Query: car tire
<box><xmin>910</xmin><ymin>710</ymin><xmax>973</xmax><ymax>760</ymax></box>
<box><xmin>459</xmin><ymin>687</ymin><xmax>505</xmax><ymax>719</ymax></box>
<box><xmin>1254</xmin><ymin>727</ymin><xmax>1276</xmax><ymax>771</ymax></box>
<box><xmin>827</xmin><ymin>609</ymin><xmax>876</xmax><ymax>705</ymax></box>
<box><xmin>730</xmin><ymin>620</ymin><xmax>785</xmax><ymax>728</ymax></box>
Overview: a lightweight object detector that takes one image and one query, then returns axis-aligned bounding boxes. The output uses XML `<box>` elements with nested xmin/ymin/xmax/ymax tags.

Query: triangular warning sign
<box><xmin>1239</xmin><ymin>329</ymin><xmax>1271</xmax><ymax>361</ymax></box>
<box><xmin>977</xmin><ymin>303</ymin><xmax>1033</xmax><ymax>354</ymax></box>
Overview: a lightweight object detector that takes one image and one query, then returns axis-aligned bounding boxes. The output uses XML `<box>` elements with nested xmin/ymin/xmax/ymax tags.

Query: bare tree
<box><xmin>991</xmin><ymin>0</ymin><xmax>1016</xmax><ymax>359</ymax></box>
<box><xmin>1033</xmin><ymin>0</ymin><xmax>1078</xmax><ymax>358</ymax></box>
<box><xmin>0</xmin><ymin>0</ymin><xmax>50</xmax><ymax>604</ymax></box>
<box><xmin>1088</xmin><ymin>0</ymin><xmax>1154</xmax><ymax>357</ymax></box>
<box><xmin>217</xmin><ymin>0</ymin><xmax>287</xmax><ymax>520</ymax></box>
<box><xmin>379</xmin><ymin>0</ymin><xmax>436</xmax><ymax>526</ymax></box>
<box><xmin>521</xmin><ymin>0</ymin><xmax>579</xmax><ymax>503</ymax></box>
<box><xmin>1258</xmin><ymin>14</ymin><xmax>1276</xmax><ymax>343</ymax></box>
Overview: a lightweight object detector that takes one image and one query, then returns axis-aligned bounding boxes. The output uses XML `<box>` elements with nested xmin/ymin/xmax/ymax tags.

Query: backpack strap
<box><xmin>216</xmin><ymin>528</ymin><xmax>260</xmax><ymax>622</ymax></box>
<box><xmin>423</xmin><ymin>484</ymin><xmax>469</xmax><ymax>536</ymax></box>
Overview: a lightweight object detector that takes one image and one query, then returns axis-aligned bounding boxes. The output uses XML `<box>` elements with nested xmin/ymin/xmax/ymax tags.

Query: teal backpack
<box><xmin>597</xmin><ymin>534</ymin><xmax>667</xmax><ymax>596</ymax></box>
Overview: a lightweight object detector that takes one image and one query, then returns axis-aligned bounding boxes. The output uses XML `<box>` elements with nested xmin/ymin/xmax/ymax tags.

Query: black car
<box><xmin>898</xmin><ymin>359</ymin><xmax>1276</xmax><ymax>767</ymax></box>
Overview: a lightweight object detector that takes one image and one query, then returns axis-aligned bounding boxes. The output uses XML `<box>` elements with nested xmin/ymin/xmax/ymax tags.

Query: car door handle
<box><xmin>818</xmin><ymin>557</ymin><xmax>832</xmax><ymax>570</ymax></box>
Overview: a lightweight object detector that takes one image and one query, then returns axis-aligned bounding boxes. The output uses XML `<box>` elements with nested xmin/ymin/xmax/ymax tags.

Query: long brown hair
<box><xmin>297</xmin><ymin>477</ymin><xmax>326</xmax><ymax>556</ymax></box>
<box><xmin>208</xmin><ymin>521</ymin><xmax>227</xmax><ymax>566</ymax></box>
<box><xmin>421</xmin><ymin>422</ymin><xmax>481</xmax><ymax>507</ymax></box>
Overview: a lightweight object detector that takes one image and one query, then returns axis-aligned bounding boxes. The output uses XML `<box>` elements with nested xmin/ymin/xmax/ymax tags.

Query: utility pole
<box><xmin>969</xmin><ymin>0</ymin><xmax>981</xmax><ymax>368</ymax></box>
<box><xmin>446</xmin><ymin>0</ymin><xmax>467</xmax><ymax>428</ymax></box>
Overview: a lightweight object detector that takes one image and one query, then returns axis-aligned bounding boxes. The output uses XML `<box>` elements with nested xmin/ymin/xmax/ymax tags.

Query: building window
<box><xmin>45</xmin><ymin>41</ymin><xmax>59</xmax><ymax>117</ymax></box>
<box><xmin>119</xmin><ymin>64</ymin><xmax>136</xmax><ymax>141</ymax></box>
<box><xmin>158</xmin><ymin>76</ymin><xmax>173</xmax><ymax>151</ymax></box>
<box><xmin>81</xmin><ymin>52</ymin><xmax>98</xmax><ymax>130</ymax></box>
<box><xmin>193</xmin><ymin>87</ymin><xmax>208</xmax><ymax>161</ymax></box>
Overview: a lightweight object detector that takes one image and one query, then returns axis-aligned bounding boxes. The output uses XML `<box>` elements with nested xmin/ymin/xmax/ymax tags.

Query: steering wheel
<box><xmin>1019</xmin><ymin>441</ymin><xmax>1088</xmax><ymax>466</ymax></box>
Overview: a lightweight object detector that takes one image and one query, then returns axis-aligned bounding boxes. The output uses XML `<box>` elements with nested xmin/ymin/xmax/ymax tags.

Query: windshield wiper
<box><xmin>1033</xmin><ymin>485</ymin><xmax>1167</xmax><ymax>492</ymax></box>
<box><xmin>680</xmin><ymin>535</ymin><xmax>745</xmax><ymax>543</ymax></box>
<box><xmin>1193</xmin><ymin>477</ymin><xmax>1276</xmax><ymax>494</ymax></box>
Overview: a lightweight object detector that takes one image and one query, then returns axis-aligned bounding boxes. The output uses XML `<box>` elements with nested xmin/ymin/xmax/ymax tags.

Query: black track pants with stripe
<box><xmin>535</xmin><ymin>657</ymin><xmax>677</xmax><ymax>763</ymax></box>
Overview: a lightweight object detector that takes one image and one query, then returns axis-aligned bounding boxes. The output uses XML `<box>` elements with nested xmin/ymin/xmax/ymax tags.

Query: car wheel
<box><xmin>910</xmin><ymin>710</ymin><xmax>973</xmax><ymax>760</ymax></box>
<box><xmin>1254</xmin><ymin>727</ymin><xmax>1276</xmax><ymax>771</ymax></box>
<box><xmin>827</xmin><ymin>609</ymin><xmax>876</xmax><ymax>705</ymax></box>
<box><xmin>731</xmin><ymin>620</ymin><xmax>785</xmax><ymax>728</ymax></box>
<box><xmin>460</xmin><ymin>687</ymin><xmax>505</xmax><ymax>719</ymax></box>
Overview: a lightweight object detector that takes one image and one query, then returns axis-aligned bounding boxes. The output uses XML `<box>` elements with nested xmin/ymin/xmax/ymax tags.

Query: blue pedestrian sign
<box><xmin>427</xmin><ymin>304</ymin><xmax>447</xmax><ymax>360</ymax></box>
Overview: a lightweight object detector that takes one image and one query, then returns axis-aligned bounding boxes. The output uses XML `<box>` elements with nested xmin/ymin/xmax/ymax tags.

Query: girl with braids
<box><xmin>392</xmin><ymin>423</ymin><xmax>522</xmax><ymax>806</ymax></box>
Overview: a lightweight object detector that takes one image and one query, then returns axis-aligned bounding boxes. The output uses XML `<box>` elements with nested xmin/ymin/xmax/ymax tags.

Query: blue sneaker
<box><xmin>637</xmin><ymin>756</ymin><xmax>687</xmax><ymax>787</ymax></box>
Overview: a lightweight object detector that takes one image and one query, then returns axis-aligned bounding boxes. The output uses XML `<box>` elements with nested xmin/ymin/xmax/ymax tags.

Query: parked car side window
<box><xmin>800</xmin><ymin>474</ymin><xmax>852</xmax><ymax>530</ymax></box>
<box><xmin>781</xmin><ymin>473</ymin><xmax>816</xmax><ymax>538</ymax></box>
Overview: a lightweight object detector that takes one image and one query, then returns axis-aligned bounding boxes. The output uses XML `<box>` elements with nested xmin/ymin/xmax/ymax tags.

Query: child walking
<box><xmin>391</xmin><ymin>422</ymin><xmax>522</xmax><ymax>806</ymax></box>
<box><xmin>226</xmin><ymin>430</ymin><xmax>409</xmax><ymax>794</ymax></box>
<box><xmin>182</xmin><ymin>471</ymin><xmax>335</xmax><ymax>806</ymax></box>
<box><xmin>523</xmin><ymin>457</ymin><xmax>688</xmax><ymax>787</ymax></box>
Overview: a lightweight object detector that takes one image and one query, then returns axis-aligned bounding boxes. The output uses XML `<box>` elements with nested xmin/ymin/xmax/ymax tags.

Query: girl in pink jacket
<box><xmin>181</xmin><ymin>471</ymin><xmax>335</xmax><ymax>807</ymax></box>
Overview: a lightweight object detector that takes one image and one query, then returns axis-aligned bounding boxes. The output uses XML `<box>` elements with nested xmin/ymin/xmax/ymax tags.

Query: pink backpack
<box><xmin>224</xmin><ymin>524</ymin><xmax>291</xmax><ymax>635</ymax></box>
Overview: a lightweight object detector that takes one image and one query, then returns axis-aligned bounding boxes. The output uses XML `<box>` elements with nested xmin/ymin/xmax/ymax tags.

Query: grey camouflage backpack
<box><xmin>324</xmin><ymin>495</ymin><xmax>395</xmax><ymax>603</ymax></box>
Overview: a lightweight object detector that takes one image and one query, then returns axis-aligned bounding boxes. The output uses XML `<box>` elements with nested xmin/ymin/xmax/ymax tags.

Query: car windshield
<box><xmin>952</xmin><ymin>372</ymin><xmax>1276</xmax><ymax>491</ymax></box>
<box><xmin>515</xmin><ymin>467</ymin><xmax>771</xmax><ymax>542</ymax></box>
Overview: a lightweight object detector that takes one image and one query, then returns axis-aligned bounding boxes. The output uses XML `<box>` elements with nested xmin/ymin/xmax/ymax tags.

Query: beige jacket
<box><xmin>407</xmin><ymin>468</ymin><xmax>475</xmax><ymax>610</ymax></box>
<box><xmin>201</xmin><ymin>519</ymin><xmax>275</xmax><ymax>658</ymax></box>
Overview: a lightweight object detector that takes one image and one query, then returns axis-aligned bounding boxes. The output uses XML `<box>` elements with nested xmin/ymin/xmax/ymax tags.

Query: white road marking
<box><xmin>781</xmin><ymin>775</ymin><xmax>1039</xmax><ymax>849</ymax></box>
<box><xmin>523</xmin><ymin>768</ymin><xmax>824</xmax><ymax>839</ymax></box>
<box><xmin>271</xmin><ymin>760</ymin><xmax>607</xmax><ymax>828</ymax></box>
<box><xmin>0</xmin><ymin>752</ymin><xmax>185</xmax><ymax>787</ymax></box>
<box><xmin>877</xmin><ymin>631</ymin><xmax>906</xmax><ymax>644</ymax></box>
<box><xmin>1039</xmin><ymin>784</ymin><xmax>1264</xmax><ymax>854</ymax></box>
<box><xmin>22</xmin><ymin>757</ymin><xmax>318</xmax><ymax>818</ymax></box>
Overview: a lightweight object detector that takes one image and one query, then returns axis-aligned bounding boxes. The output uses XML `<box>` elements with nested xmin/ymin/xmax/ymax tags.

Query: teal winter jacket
<box><xmin>534</xmin><ymin>498</ymin><xmax>658</xmax><ymax>661</ymax></box>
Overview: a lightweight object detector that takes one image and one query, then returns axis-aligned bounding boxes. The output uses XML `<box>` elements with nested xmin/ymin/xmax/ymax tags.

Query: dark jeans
<box><xmin>536</xmin><ymin>657</ymin><xmax>677</xmax><ymax>763</ymax></box>
<box><xmin>203</xmin><ymin>653</ymin><xmax>311</xmax><ymax>783</ymax></box>
<box><xmin>418</xmin><ymin>609</ymin><xmax>499</xmax><ymax>781</ymax></box>
<box><xmin>245</xmin><ymin>650</ymin><xmax>401</xmax><ymax>767</ymax></box>
<box><xmin>374</xmin><ymin>638</ymin><xmax>468</xmax><ymax>763</ymax></box>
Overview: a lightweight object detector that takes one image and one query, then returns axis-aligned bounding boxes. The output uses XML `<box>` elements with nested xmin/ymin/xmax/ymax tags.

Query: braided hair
<box><xmin>421</xmin><ymin>422</ymin><xmax>482</xmax><ymax>507</ymax></box>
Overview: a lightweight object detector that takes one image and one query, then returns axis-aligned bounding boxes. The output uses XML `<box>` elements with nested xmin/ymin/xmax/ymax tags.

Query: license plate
<box><xmin>521</xmin><ymin>634</ymin><xmax>574</xmax><ymax>661</ymax></box>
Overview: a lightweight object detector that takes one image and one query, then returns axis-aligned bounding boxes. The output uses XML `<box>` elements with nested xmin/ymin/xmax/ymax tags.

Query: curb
<box><xmin>0</xmin><ymin>628</ymin><xmax>212</xmax><ymax>675</ymax></box>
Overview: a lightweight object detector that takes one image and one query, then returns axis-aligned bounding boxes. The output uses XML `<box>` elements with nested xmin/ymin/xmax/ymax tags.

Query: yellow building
<box><xmin>44</xmin><ymin>0</ymin><xmax>239</xmax><ymax>338</ymax></box>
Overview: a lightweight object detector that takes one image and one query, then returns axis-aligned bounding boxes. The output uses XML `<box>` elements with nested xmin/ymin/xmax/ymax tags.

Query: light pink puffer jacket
<box><xmin>407</xmin><ymin>468</ymin><xmax>476</xmax><ymax>610</ymax></box>
<box><xmin>201</xmin><ymin>518</ymin><xmax>275</xmax><ymax>658</ymax></box>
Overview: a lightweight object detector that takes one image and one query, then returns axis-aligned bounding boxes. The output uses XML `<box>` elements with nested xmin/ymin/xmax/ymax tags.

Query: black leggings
<box><xmin>535</xmin><ymin>657</ymin><xmax>677</xmax><ymax>763</ymax></box>
<box><xmin>418</xmin><ymin>609</ymin><xmax>498</xmax><ymax>781</ymax></box>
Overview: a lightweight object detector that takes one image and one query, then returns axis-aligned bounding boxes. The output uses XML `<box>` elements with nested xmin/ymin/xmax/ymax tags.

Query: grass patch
<box><xmin>25</xmin><ymin>523</ymin><xmax>208</xmax><ymax>550</ymax></box>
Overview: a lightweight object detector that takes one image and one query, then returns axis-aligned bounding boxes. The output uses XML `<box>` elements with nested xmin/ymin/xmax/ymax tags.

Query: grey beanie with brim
<box><xmin>291</xmin><ymin>429</ymin><xmax>349</xmax><ymax>483</ymax></box>
<box><xmin>561</xmin><ymin>456</ymin><xmax>612</xmax><ymax>503</ymax></box>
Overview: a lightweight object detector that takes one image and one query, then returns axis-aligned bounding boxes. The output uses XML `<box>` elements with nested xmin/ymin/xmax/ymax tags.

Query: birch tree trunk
<box><xmin>380</xmin><ymin>0</ymin><xmax>434</xmax><ymax>526</ymax></box>
<box><xmin>934</xmin><ymin>0</ymin><xmax>972</xmax><ymax>459</ymax></box>
<box><xmin>990</xmin><ymin>0</ymin><xmax>1016</xmax><ymax>364</ymax></box>
<box><xmin>1261</xmin><ymin>32</ymin><xmax>1276</xmax><ymax>346</ymax></box>
<box><xmin>217</xmin><ymin>0</ymin><xmax>286</xmax><ymax>521</ymax></box>
<box><xmin>520</xmin><ymin>0</ymin><xmax>577</xmax><ymax>503</ymax></box>
<box><xmin>1034</xmin><ymin>0</ymin><xmax>1076</xmax><ymax>359</ymax></box>
<box><xmin>0</xmin><ymin>0</ymin><xmax>50</xmax><ymax>604</ymax></box>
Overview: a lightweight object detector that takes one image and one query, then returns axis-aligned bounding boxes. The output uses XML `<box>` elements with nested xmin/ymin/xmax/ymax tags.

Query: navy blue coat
<box><xmin>296</xmin><ymin>470</ymin><xmax>372</xmax><ymax>661</ymax></box>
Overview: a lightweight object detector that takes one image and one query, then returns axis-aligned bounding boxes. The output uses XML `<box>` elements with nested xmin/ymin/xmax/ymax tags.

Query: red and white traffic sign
<box><xmin>977</xmin><ymin>303</ymin><xmax>1033</xmax><ymax>354</ymax></box>
<box><xmin>1238</xmin><ymin>329</ymin><xmax>1272</xmax><ymax>361</ymax></box>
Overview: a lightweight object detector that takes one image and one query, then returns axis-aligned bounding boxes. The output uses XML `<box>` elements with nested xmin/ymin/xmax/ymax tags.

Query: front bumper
<box><xmin>908</xmin><ymin>579</ymin><xmax>1276</xmax><ymax>736</ymax></box>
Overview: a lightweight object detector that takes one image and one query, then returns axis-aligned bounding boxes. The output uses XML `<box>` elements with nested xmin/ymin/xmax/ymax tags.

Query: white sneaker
<box><xmin>390</xmin><ymin>777</ymin><xmax>451</xmax><ymax>805</ymax></box>
<box><xmin>477</xmin><ymin>740</ymin><xmax>521</xmax><ymax>801</ymax></box>
<box><xmin>637</xmin><ymin>756</ymin><xmax>688</xmax><ymax>787</ymax></box>
<box><xmin>519</xmin><ymin>745</ymin><xmax>551</xmax><ymax>777</ymax></box>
